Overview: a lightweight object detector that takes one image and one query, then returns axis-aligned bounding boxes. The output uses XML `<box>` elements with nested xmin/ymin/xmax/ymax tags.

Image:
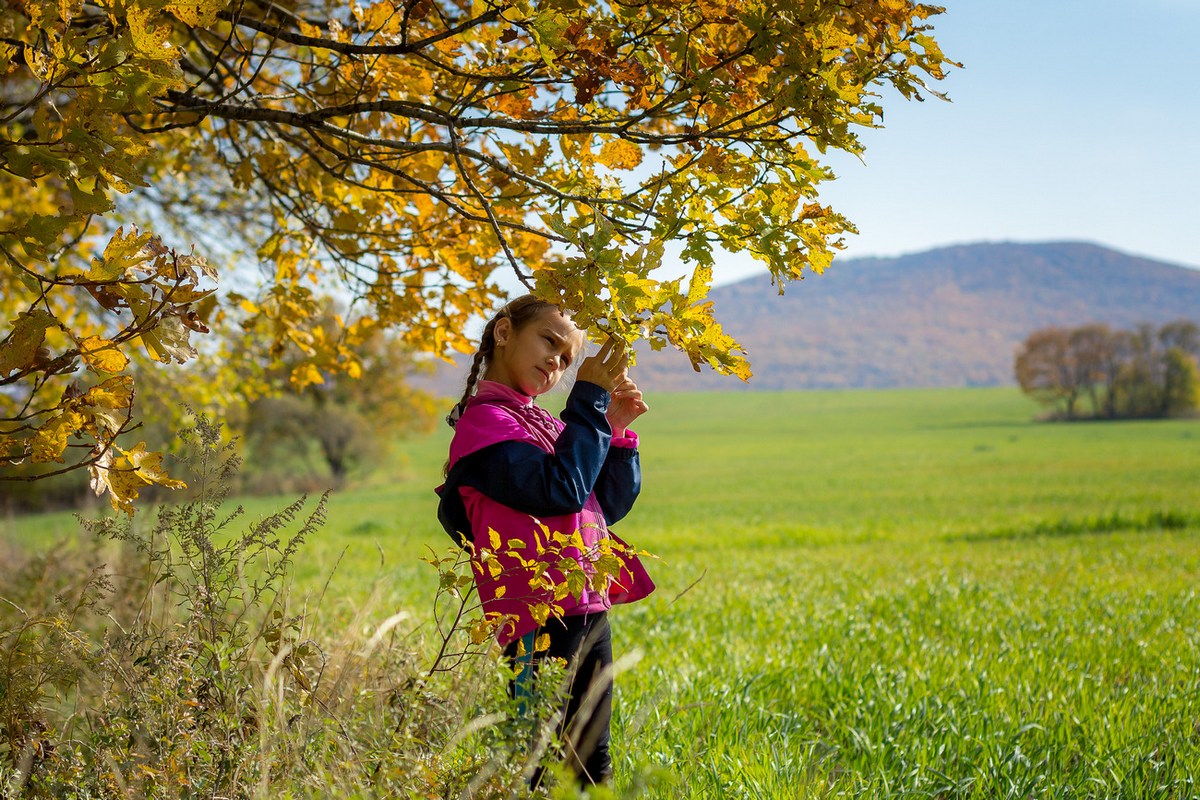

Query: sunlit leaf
<box><xmin>78</xmin><ymin>336</ymin><xmax>130</xmax><ymax>374</ymax></box>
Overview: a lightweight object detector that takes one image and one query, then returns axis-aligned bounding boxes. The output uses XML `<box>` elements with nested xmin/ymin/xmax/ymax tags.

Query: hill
<box><xmin>632</xmin><ymin>241</ymin><xmax>1200</xmax><ymax>391</ymax></box>
<box><xmin>417</xmin><ymin>241</ymin><xmax>1200</xmax><ymax>395</ymax></box>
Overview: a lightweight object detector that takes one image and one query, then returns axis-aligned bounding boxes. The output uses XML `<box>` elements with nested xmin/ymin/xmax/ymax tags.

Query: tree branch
<box><xmin>217</xmin><ymin>7</ymin><xmax>502</xmax><ymax>57</ymax></box>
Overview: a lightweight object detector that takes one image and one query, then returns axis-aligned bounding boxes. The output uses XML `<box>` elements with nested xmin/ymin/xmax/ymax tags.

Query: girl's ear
<box><xmin>493</xmin><ymin>317</ymin><xmax>512</xmax><ymax>347</ymax></box>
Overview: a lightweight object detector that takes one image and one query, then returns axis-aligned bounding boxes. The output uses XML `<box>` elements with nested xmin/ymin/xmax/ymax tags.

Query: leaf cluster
<box><xmin>3</xmin><ymin>0</ymin><xmax>957</xmax><ymax>505</ymax></box>
<box><xmin>425</xmin><ymin>521</ymin><xmax>650</xmax><ymax>672</ymax></box>
<box><xmin>0</xmin><ymin>224</ymin><xmax>216</xmax><ymax>510</ymax></box>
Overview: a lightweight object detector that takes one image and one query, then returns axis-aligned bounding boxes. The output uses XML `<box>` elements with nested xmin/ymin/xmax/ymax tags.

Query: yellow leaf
<box><xmin>529</xmin><ymin>602</ymin><xmax>551</xmax><ymax>626</ymax></box>
<box><xmin>88</xmin><ymin>446</ymin><xmax>115</xmax><ymax>498</ymax></box>
<box><xmin>104</xmin><ymin>466</ymin><xmax>148</xmax><ymax>515</ymax></box>
<box><xmin>123</xmin><ymin>442</ymin><xmax>187</xmax><ymax>490</ymax></box>
<box><xmin>139</xmin><ymin>316</ymin><xmax>197</xmax><ymax>364</ymax></box>
<box><xmin>687</xmin><ymin>264</ymin><xmax>713</xmax><ymax>306</ymax></box>
<box><xmin>81</xmin><ymin>375</ymin><xmax>135</xmax><ymax>409</ymax></box>
<box><xmin>78</xmin><ymin>336</ymin><xmax>129</xmax><ymax>374</ymax></box>
<box><xmin>32</xmin><ymin>410</ymin><xmax>84</xmax><ymax>463</ymax></box>
<box><xmin>489</xmin><ymin>528</ymin><xmax>501</xmax><ymax>550</ymax></box>
<box><xmin>534</xmin><ymin>633</ymin><xmax>551</xmax><ymax>653</ymax></box>
<box><xmin>0</xmin><ymin>310</ymin><xmax>56</xmax><ymax>376</ymax></box>
<box><xmin>361</xmin><ymin>2</ymin><xmax>394</xmax><ymax>31</ymax></box>
<box><xmin>0</xmin><ymin>434</ymin><xmax>27</xmax><ymax>461</ymax></box>
<box><xmin>289</xmin><ymin>362</ymin><xmax>324</xmax><ymax>389</ymax></box>
<box><xmin>90</xmin><ymin>226</ymin><xmax>153</xmax><ymax>281</ymax></box>
<box><xmin>468</xmin><ymin>618</ymin><xmax>493</xmax><ymax>645</ymax></box>
<box><xmin>80</xmin><ymin>376</ymin><xmax>135</xmax><ymax>434</ymax></box>
<box><xmin>597</xmin><ymin>139</ymin><xmax>643</xmax><ymax>171</ymax></box>
<box><xmin>492</xmin><ymin>91</ymin><xmax>535</xmax><ymax>120</ymax></box>
<box><xmin>166</xmin><ymin>0</ymin><xmax>227</xmax><ymax>26</ymax></box>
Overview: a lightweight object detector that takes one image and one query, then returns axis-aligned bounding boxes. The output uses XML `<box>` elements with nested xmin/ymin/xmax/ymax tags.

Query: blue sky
<box><xmin>715</xmin><ymin>0</ymin><xmax>1200</xmax><ymax>284</ymax></box>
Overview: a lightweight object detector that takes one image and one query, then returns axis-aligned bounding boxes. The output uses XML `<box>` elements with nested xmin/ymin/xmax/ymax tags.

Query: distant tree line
<box><xmin>1015</xmin><ymin>320</ymin><xmax>1200</xmax><ymax>420</ymax></box>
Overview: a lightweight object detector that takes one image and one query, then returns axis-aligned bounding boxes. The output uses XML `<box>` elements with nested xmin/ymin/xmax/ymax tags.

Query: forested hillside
<box><xmin>631</xmin><ymin>242</ymin><xmax>1200</xmax><ymax>391</ymax></box>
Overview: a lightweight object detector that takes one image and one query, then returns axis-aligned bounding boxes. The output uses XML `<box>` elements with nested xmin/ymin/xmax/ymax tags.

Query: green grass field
<box><xmin>6</xmin><ymin>388</ymin><xmax>1200</xmax><ymax>798</ymax></box>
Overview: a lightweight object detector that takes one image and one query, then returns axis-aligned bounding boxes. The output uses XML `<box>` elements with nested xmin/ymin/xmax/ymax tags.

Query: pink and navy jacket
<box><xmin>436</xmin><ymin>379</ymin><xmax>655</xmax><ymax>646</ymax></box>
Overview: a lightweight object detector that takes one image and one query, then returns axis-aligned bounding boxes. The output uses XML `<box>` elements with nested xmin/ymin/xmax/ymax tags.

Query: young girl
<box><xmin>435</xmin><ymin>294</ymin><xmax>655</xmax><ymax>786</ymax></box>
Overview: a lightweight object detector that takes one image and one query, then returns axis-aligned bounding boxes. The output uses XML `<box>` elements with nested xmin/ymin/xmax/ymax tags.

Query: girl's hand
<box><xmin>607</xmin><ymin>374</ymin><xmax>648</xmax><ymax>436</ymax></box>
<box><xmin>576</xmin><ymin>336</ymin><xmax>629</xmax><ymax>392</ymax></box>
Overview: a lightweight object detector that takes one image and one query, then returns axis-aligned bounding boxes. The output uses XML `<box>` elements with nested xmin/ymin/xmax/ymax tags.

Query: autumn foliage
<box><xmin>2</xmin><ymin>0</ymin><xmax>955</xmax><ymax>509</ymax></box>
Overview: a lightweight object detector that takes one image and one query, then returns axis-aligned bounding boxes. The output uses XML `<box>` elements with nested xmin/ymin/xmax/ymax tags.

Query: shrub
<box><xmin>0</xmin><ymin>416</ymin><xmax>632</xmax><ymax>798</ymax></box>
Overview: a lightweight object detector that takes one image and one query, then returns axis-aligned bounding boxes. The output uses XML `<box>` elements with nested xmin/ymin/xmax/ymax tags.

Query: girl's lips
<box><xmin>536</xmin><ymin>367</ymin><xmax>550</xmax><ymax>380</ymax></box>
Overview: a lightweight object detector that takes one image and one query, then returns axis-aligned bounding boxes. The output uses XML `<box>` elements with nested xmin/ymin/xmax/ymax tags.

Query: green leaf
<box><xmin>70</xmin><ymin>181</ymin><xmax>114</xmax><ymax>215</ymax></box>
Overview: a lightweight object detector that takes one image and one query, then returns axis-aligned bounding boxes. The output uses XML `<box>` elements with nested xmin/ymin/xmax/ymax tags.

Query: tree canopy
<box><xmin>1</xmin><ymin>0</ymin><xmax>955</xmax><ymax>509</ymax></box>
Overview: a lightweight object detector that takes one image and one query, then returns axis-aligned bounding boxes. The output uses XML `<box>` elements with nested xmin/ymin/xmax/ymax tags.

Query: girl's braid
<box><xmin>446</xmin><ymin>330</ymin><xmax>493</xmax><ymax>427</ymax></box>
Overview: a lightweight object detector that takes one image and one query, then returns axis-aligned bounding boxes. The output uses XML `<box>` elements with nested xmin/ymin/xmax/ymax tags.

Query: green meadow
<box><xmin>6</xmin><ymin>387</ymin><xmax>1200</xmax><ymax>798</ymax></box>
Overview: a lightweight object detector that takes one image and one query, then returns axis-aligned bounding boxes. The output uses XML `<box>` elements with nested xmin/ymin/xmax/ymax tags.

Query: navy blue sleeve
<box><xmin>594</xmin><ymin>445</ymin><xmax>641</xmax><ymax>526</ymax></box>
<box><xmin>456</xmin><ymin>381</ymin><xmax>613</xmax><ymax>517</ymax></box>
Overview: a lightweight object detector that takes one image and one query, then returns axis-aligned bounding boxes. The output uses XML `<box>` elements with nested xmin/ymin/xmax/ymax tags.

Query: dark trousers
<box><xmin>504</xmin><ymin>611</ymin><xmax>613</xmax><ymax>786</ymax></box>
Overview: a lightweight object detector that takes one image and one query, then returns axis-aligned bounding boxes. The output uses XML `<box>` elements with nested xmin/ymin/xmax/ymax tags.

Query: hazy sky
<box><xmin>715</xmin><ymin>0</ymin><xmax>1200</xmax><ymax>284</ymax></box>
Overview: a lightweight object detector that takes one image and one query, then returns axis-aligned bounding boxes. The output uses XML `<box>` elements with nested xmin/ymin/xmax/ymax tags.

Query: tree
<box><xmin>1095</xmin><ymin>327</ymin><xmax>1131</xmax><ymax>419</ymax></box>
<box><xmin>1066</xmin><ymin>324</ymin><xmax>1114</xmax><ymax>417</ymax></box>
<box><xmin>1015</xmin><ymin>327</ymin><xmax>1082</xmax><ymax>419</ymax></box>
<box><xmin>1162</xmin><ymin>347</ymin><xmax>1200</xmax><ymax>417</ymax></box>
<box><xmin>2</xmin><ymin>0</ymin><xmax>957</xmax><ymax>510</ymax></box>
<box><xmin>1159</xmin><ymin>320</ymin><xmax>1200</xmax><ymax>362</ymax></box>
<box><xmin>1116</xmin><ymin>323</ymin><xmax>1167</xmax><ymax>418</ymax></box>
<box><xmin>1148</xmin><ymin>320</ymin><xmax>1200</xmax><ymax>417</ymax></box>
<box><xmin>1063</xmin><ymin>323</ymin><xmax>1138</xmax><ymax>419</ymax></box>
<box><xmin>241</xmin><ymin>310</ymin><xmax>439</xmax><ymax>489</ymax></box>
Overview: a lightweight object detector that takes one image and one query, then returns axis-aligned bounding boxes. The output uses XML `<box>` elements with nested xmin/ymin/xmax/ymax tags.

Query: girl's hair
<box><xmin>445</xmin><ymin>294</ymin><xmax>561</xmax><ymax>428</ymax></box>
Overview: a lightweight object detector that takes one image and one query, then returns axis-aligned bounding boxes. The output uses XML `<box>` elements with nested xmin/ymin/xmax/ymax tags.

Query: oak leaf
<box><xmin>0</xmin><ymin>310</ymin><xmax>56</xmax><ymax>377</ymax></box>
<box><xmin>32</xmin><ymin>410</ymin><xmax>85</xmax><ymax>464</ymax></box>
<box><xmin>597</xmin><ymin>139</ymin><xmax>643</xmax><ymax>171</ymax></box>
<box><xmin>78</xmin><ymin>336</ymin><xmax>130</xmax><ymax>374</ymax></box>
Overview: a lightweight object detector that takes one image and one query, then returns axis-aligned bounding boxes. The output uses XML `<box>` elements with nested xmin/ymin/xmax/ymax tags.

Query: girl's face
<box><xmin>488</xmin><ymin>309</ymin><xmax>583</xmax><ymax>397</ymax></box>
